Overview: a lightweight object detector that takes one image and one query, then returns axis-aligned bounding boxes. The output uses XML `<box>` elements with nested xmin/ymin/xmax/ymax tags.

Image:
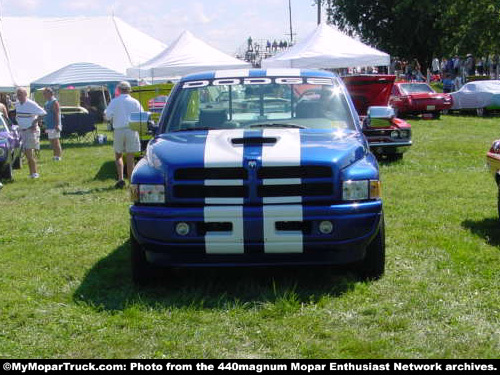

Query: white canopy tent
<box><xmin>30</xmin><ymin>62</ymin><xmax>137</xmax><ymax>90</ymax></box>
<box><xmin>127</xmin><ymin>30</ymin><xmax>250</xmax><ymax>79</ymax></box>
<box><xmin>0</xmin><ymin>16</ymin><xmax>166</xmax><ymax>91</ymax></box>
<box><xmin>262</xmin><ymin>23</ymin><xmax>390</xmax><ymax>69</ymax></box>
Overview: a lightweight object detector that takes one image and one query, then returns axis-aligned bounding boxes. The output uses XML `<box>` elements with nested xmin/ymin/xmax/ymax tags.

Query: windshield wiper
<box><xmin>249</xmin><ymin>123</ymin><xmax>307</xmax><ymax>129</ymax></box>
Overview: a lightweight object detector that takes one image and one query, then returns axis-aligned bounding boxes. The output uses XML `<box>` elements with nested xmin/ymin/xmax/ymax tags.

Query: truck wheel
<box><xmin>130</xmin><ymin>231</ymin><xmax>153</xmax><ymax>285</ymax></box>
<box><xmin>358</xmin><ymin>215</ymin><xmax>385</xmax><ymax>281</ymax></box>
<box><xmin>386</xmin><ymin>153</ymin><xmax>403</xmax><ymax>162</ymax></box>
<box><xmin>497</xmin><ymin>187</ymin><xmax>500</xmax><ymax>221</ymax></box>
<box><xmin>432</xmin><ymin>111</ymin><xmax>441</xmax><ymax>119</ymax></box>
<box><xmin>13</xmin><ymin>154</ymin><xmax>22</xmax><ymax>169</ymax></box>
<box><xmin>476</xmin><ymin>108</ymin><xmax>486</xmax><ymax>117</ymax></box>
<box><xmin>2</xmin><ymin>163</ymin><xmax>13</xmax><ymax>181</ymax></box>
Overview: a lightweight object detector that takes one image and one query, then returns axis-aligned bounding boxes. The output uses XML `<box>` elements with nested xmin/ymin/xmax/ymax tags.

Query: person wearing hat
<box><xmin>104</xmin><ymin>81</ymin><xmax>143</xmax><ymax>189</ymax></box>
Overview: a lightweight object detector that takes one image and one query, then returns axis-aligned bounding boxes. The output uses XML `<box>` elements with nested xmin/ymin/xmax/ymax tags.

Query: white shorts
<box><xmin>113</xmin><ymin>128</ymin><xmax>140</xmax><ymax>154</ymax></box>
<box><xmin>20</xmin><ymin>127</ymin><xmax>40</xmax><ymax>150</ymax></box>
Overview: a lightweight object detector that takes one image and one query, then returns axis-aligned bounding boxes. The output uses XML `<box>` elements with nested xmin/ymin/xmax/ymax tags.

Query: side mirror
<box><xmin>147</xmin><ymin>120</ymin><xmax>158</xmax><ymax>135</ymax></box>
<box><xmin>366</xmin><ymin>106</ymin><xmax>395</xmax><ymax>128</ymax></box>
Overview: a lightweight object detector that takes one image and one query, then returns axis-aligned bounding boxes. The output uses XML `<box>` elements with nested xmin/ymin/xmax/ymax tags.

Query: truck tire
<box><xmin>13</xmin><ymin>154</ymin><xmax>22</xmax><ymax>169</ymax></box>
<box><xmin>386</xmin><ymin>153</ymin><xmax>403</xmax><ymax>162</ymax></box>
<box><xmin>497</xmin><ymin>187</ymin><xmax>500</xmax><ymax>221</ymax></box>
<box><xmin>2</xmin><ymin>163</ymin><xmax>13</xmax><ymax>181</ymax></box>
<box><xmin>130</xmin><ymin>231</ymin><xmax>153</xmax><ymax>285</ymax></box>
<box><xmin>358</xmin><ymin>214</ymin><xmax>385</xmax><ymax>281</ymax></box>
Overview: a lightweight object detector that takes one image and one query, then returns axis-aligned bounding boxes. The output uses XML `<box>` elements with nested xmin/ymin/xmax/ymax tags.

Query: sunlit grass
<box><xmin>0</xmin><ymin>117</ymin><xmax>499</xmax><ymax>358</ymax></box>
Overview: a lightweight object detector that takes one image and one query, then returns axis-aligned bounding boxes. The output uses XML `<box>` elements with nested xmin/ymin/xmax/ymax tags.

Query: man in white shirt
<box><xmin>104</xmin><ymin>81</ymin><xmax>143</xmax><ymax>188</ymax></box>
<box><xmin>15</xmin><ymin>87</ymin><xmax>46</xmax><ymax>179</ymax></box>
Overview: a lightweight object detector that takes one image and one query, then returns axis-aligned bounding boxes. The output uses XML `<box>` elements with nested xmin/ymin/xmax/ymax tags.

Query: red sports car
<box><xmin>343</xmin><ymin>75</ymin><xmax>412</xmax><ymax>161</ymax></box>
<box><xmin>389</xmin><ymin>82</ymin><xmax>452</xmax><ymax>119</ymax></box>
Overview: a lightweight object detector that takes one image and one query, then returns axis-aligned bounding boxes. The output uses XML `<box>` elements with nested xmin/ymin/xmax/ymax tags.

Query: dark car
<box><xmin>389</xmin><ymin>81</ymin><xmax>452</xmax><ymax>119</ymax></box>
<box><xmin>129</xmin><ymin>69</ymin><xmax>385</xmax><ymax>284</ymax></box>
<box><xmin>0</xmin><ymin>113</ymin><xmax>22</xmax><ymax>181</ymax></box>
<box><xmin>343</xmin><ymin>75</ymin><xmax>412</xmax><ymax>161</ymax></box>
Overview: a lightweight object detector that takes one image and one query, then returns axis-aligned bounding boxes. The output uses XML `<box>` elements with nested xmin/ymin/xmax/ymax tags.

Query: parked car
<box><xmin>129</xmin><ymin>69</ymin><xmax>385</xmax><ymax>284</ymax></box>
<box><xmin>147</xmin><ymin>95</ymin><xmax>169</xmax><ymax>114</ymax></box>
<box><xmin>343</xmin><ymin>75</ymin><xmax>412</xmax><ymax>160</ymax></box>
<box><xmin>0</xmin><ymin>113</ymin><xmax>22</xmax><ymax>181</ymax></box>
<box><xmin>450</xmin><ymin>80</ymin><xmax>500</xmax><ymax>116</ymax></box>
<box><xmin>486</xmin><ymin>139</ymin><xmax>500</xmax><ymax>218</ymax></box>
<box><xmin>389</xmin><ymin>81</ymin><xmax>452</xmax><ymax>118</ymax></box>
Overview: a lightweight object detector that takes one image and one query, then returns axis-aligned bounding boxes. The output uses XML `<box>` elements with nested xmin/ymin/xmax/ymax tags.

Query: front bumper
<box><xmin>400</xmin><ymin>102</ymin><xmax>452</xmax><ymax>114</ymax></box>
<box><xmin>369</xmin><ymin>140</ymin><xmax>412</xmax><ymax>155</ymax></box>
<box><xmin>130</xmin><ymin>201</ymin><xmax>383</xmax><ymax>267</ymax></box>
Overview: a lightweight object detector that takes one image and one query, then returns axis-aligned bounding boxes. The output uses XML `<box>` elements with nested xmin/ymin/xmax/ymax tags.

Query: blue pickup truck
<box><xmin>129</xmin><ymin>69</ymin><xmax>386</xmax><ymax>284</ymax></box>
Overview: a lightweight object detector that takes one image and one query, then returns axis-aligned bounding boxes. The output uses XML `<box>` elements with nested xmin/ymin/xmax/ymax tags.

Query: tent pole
<box><xmin>317</xmin><ymin>0</ymin><xmax>321</xmax><ymax>25</ymax></box>
<box><xmin>102</xmin><ymin>86</ymin><xmax>107</xmax><ymax>108</ymax></box>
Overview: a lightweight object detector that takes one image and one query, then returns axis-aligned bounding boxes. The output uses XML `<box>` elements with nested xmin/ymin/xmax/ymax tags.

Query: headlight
<box><xmin>390</xmin><ymin>130</ymin><xmax>399</xmax><ymax>139</ymax></box>
<box><xmin>342</xmin><ymin>180</ymin><xmax>381</xmax><ymax>201</ymax></box>
<box><xmin>400</xmin><ymin>130</ymin><xmax>410</xmax><ymax>138</ymax></box>
<box><xmin>130</xmin><ymin>184</ymin><xmax>165</xmax><ymax>204</ymax></box>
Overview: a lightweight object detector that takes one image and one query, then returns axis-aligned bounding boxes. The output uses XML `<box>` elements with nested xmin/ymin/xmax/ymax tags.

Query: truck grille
<box><xmin>175</xmin><ymin>167</ymin><xmax>247</xmax><ymax>180</ymax></box>
<box><xmin>172</xmin><ymin>166</ymin><xmax>334</xmax><ymax>203</ymax></box>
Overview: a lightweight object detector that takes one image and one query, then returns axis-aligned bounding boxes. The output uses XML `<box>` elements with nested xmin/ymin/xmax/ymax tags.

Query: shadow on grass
<box><xmin>40</xmin><ymin>140</ymin><xmax>109</xmax><ymax>150</ymax></box>
<box><xmin>462</xmin><ymin>218</ymin><xmax>500</xmax><ymax>248</ymax></box>
<box><xmin>93</xmin><ymin>161</ymin><xmax>116</xmax><ymax>181</ymax></box>
<box><xmin>74</xmin><ymin>241</ymin><xmax>358</xmax><ymax>311</ymax></box>
<box><xmin>62</xmin><ymin>186</ymin><xmax>116</xmax><ymax>195</ymax></box>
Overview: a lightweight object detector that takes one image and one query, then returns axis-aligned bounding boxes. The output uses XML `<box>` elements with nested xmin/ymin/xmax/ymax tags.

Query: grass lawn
<box><xmin>0</xmin><ymin>117</ymin><xmax>499</xmax><ymax>359</ymax></box>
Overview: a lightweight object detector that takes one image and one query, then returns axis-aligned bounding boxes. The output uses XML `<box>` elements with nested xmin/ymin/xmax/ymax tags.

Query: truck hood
<box><xmin>146</xmin><ymin>128</ymin><xmax>368</xmax><ymax>173</ymax></box>
<box><xmin>342</xmin><ymin>75</ymin><xmax>395</xmax><ymax>116</ymax></box>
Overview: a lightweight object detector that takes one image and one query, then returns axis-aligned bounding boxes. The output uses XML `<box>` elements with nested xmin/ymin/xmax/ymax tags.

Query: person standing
<box><xmin>104</xmin><ymin>81</ymin><xmax>143</xmax><ymax>189</ymax></box>
<box><xmin>15</xmin><ymin>87</ymin><xmax>46</xmax><ymax>179</ymax></box>
<box><xmin>42</xmin><ymin>87</ymin><xmax>62</xmax><ymax>161</ymax></box>
<box><xmin>0</xmin><ymin>101</ymin><xmax>8</xmax><ymax>119</ymax></box>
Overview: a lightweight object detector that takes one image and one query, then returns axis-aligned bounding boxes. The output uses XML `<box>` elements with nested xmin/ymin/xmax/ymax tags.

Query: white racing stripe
<box><xmin>205</xmin><ymin>198</ymin><xmax>244</xmax><ymax>205</ymax></box>
<box><xmin>204</xmin><ymin>130</ymin><xmax>245</xmax><ymax>168</ymax></box>
<box><xmin>214</xmin><ymin>69</ymin><xmax>250</xmax><ymax>78</ymax></box>
<box><xmin>261</xmin><ymin>129</ymin><xmax>303</xmax><ymax>253</ymax></box>
<box><xmin>205</xmin><ymin>179</ymin><xmax>243</xmax><ymax>186</ymax></box>
<box><xmin>204</xmin><ymin>206</ymin><xmax>244</xmax><ymax>254</ymax></box>
<box><xmin>204</xmin><ymin>130</ymin><xmax>245</xmax><ymax>252</ymax></box>
<box><xmin>262</xmin><ymin>129</ymin><xmax>301</xmax><ymax>166</ymax></box>
<box><xmin>263</xmin><ymin>205</ymin><xmax>303</xmax><ymax>253</ymax></box>
<box><xmin>263</xmin><ymin>178</ymin><xmax>301</xmax><ymax>185</ymax></box>
<box><xmin>265</xmin><ymin>69</ymin><xmax>301</xmax><ymax>77</ymax></box>
<box><xmin>263</xmin><ymin>197</ymin><xmax>302</xmax><ymax>204</ymax></box>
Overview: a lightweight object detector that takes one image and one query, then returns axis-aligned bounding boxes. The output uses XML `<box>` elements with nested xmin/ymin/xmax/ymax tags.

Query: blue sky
<box><xmin>1</xmin><ymin>0</ymin><xmax>325</xmax><ymax>54</ymax></box>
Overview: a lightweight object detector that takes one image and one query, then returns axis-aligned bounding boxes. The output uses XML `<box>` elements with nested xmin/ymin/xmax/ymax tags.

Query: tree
<box><xmin>324</xmin><ymin>0</ymin><xmax>500</xmax><ymax>70</ymax></box>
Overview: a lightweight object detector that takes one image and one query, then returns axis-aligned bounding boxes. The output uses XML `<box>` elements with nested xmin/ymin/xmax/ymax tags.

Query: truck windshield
<box><xmin>164</xmin><ymin>77</ymin><xmax>356</xmax><ymax>132</ymax></box>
